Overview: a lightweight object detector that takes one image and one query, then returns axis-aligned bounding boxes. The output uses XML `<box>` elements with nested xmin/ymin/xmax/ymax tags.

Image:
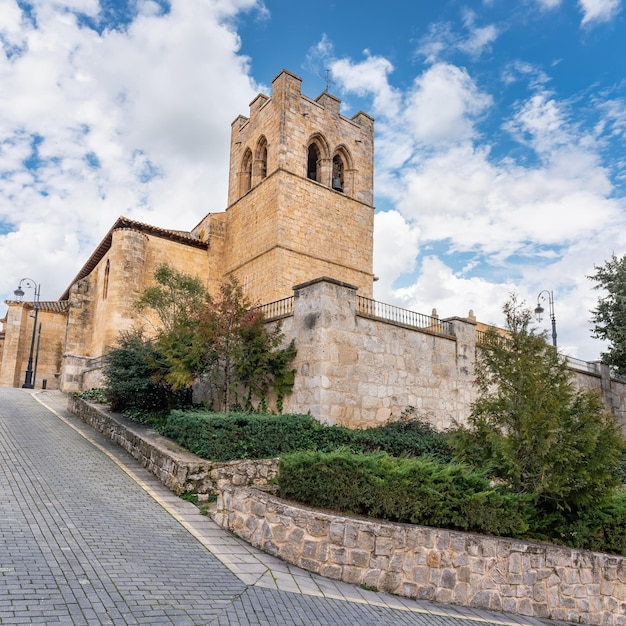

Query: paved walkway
<box><xmin>0</xmin><ymin>388</ymin><xmax>569</xmax><ymax>625</ymax></box>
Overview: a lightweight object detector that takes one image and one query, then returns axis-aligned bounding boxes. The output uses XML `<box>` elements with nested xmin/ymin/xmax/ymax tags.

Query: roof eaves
<box><xmin>59</xmin><ymin>216</ymin><xmax>208</xmax><ymax>301</ymax></box>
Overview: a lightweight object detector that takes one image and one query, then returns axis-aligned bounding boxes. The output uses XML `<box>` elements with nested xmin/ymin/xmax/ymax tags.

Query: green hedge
<box><xmin>159</xmin><ymin>410</ymin><xmax>452</xmax><ymax>462</ymax></box>
<box><xmin>277</xmin><ymin>450</ymin><xmax>531</xmax><ymax>537</ymax></box>
<box><xmin>551</xmin><ymin>489</ymin><xmax>626</xmax><ymax>555</ymax></box>
<box><xmin>277</xmin><ymin>450</ymin><xmax>626</xmax><ymax>554</ymax></box>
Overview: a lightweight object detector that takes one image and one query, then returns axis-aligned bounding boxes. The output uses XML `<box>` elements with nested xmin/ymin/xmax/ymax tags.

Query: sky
<box><xmin>1</xmin><ymin>0</ymin><xmax>625</xmax><ymax>361</ymax></box>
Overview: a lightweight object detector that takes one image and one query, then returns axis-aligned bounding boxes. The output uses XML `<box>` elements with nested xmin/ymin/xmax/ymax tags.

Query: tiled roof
<box><xmin>59</xmin><ymin>216</ymin><xmax>209</xmax><ymax>300</ymax></box>
<box><xmin>3</xmin><ymin>301</ymin><xmax>69</xmax><ymax>314</ymax></box>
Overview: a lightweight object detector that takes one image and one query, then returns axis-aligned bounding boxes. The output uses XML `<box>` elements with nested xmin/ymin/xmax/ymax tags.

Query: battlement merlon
<box><xmin>227</xmin><ymin>68</ymin><xmax>375</xmax><ymax>207</ymax></box>
<box><xmin>230</xmin><ymin>69</ymin><xmax>375</xmax><ymax>136</ymax></box>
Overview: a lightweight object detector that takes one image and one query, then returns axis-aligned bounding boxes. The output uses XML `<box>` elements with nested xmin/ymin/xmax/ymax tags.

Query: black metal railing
<box><xmin>476</xmin><ymin>332</ymin><xmax>606</xmax><ymax>377</ymax></box>
<box><xmin>256</xmin><ymin>296</ymin><xmax>294</xmax><ymax>320</ymax></box>
<box><xmin>356</xmin><ymin>296</ymin><xmax>454</xmax><ymax>337</ymax></box>
<box><xmin>475</xmin><ymin>329</ymin><xmax>513</xmax><ymax>350</ymax></box>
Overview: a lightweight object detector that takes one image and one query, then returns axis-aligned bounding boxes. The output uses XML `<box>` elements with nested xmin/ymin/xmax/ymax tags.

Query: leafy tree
<box><xmin>130</xmin><ymin>267</ymin><xmax>297</xmax><ymax>412</ymax></box>
<box><xmin>134</xmin><ymin>263</ymin><xmax>208</xmax><ymax>333</ymax></box>
<box><xmin>236</xmin><ymin>308</ymin><xmax>297</xmax><ymax>412</ymax></box>
<box><xmin>195</xmin><ymin>277</ymin><xmax>297</xmax><ymax>411</ymax></box>
<box><xmin>588</xmin><ymin>253</ymin><xmax>626</xmax><ymax>376</ymax></box>
<box><xmin>451</xmin><ymin>295</ymin><xmax>625</xmax><ymax>533</ymax></box>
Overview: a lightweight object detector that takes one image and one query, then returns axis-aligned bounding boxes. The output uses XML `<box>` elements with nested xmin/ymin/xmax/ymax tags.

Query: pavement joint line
<box><xmin>29</xmin><ymin>393</ymin><xmax>267</xmax><ymax>571</ymax></box>
<box><xmin>31</xmin><ymin>391</ymin><xmax>546</xmax><ymax>626</ymax></box>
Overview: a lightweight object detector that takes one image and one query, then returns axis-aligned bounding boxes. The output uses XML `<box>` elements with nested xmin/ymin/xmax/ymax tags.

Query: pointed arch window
<box><xmin>257</xmin><ymin>137</ymin><xmax>268</xmax><ymax>180</ymax></box>
<box><xmin>307</xmin><ymin>143</ymin><xmax>320</xmax><ymax>182</ymax></box>
<box><xmin>332</xmin><ymin>154</ymin><xmax>344</xmax><ymax>192</ymax></box>
<box><xmin>102</xmin><ymin>259</ymin><xmax>110</xmax><ymax>300</ymax></box>
<box><xmin>241</xmin><ymin>149</ymin><xmax>253</xmax><ymax>194</ymax></box>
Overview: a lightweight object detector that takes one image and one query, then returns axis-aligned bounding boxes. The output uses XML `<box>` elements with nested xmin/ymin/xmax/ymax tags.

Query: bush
<box><xmin>452</xmin><ymin>296</ymin><xmax>626</xmax><ymax>520</ymax></box>
<box><xmin>546</xmin><ymin>489</ymin><xmax>626</xmax><ymax>555</ymax></box>
<box><xmin>102</xmin><ymin>330</ymin><xmax>184</xmax><ymax>416</ymax></box>
<box><xmin>159</xmin><ymin>410</ymin><xmax>452</xmax><ymax>462</ymax></box>
<box><xmin>277</xmin><ymin>450</ymin><xmax>530</xmax><ymax>537</ymax></box>
<box><xmin>349</xmin><ymin>418</ymin><xmax>453</xmax><ymax>461</ymax></box>
<box><xmin>76</xmin><ymin>388</ymin><xmax>107</xmax><ymax>403</ymax></box>
<box><xmin>161</xmin><ymin>411</ymin><xmax>321</xmax><ymax>460</ymax></box>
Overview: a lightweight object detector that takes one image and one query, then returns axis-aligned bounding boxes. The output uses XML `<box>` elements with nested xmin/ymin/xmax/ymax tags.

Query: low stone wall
<box><xmin>68</xmin><ymin>396</ymin><xmax>278</xmax><ymax>494</ymax></box>
<box><xmin>213</xmin><ymin>486</ymin><xmax>626</xmax><ymax>626</ymax></box>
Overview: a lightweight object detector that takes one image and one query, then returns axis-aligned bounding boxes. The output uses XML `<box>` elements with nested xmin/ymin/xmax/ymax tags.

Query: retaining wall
<box><xmin>213</xmin><ymin>486</ymin><xmax>626</xmax><ymax>626</ymax></box>
<box><xmin>68</xmin><ymin>396</ymin><xmax>278</xmax><ymax>494</ymax></box>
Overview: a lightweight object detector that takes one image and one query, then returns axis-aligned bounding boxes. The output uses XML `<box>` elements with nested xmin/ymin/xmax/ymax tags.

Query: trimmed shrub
<box><xmin>277</xmin><ymin>450</ymin><xmax>530</xmax><ymax>537</ymax></box>
<box><xmin>550</xmin><ymin>489</ymin><xmax>626</xmax><ymax>555</ymax></box>
<box><xmin>159</xmin><ymin>410</ymin><xmax>452</xmax><ymax>462</ymax></box>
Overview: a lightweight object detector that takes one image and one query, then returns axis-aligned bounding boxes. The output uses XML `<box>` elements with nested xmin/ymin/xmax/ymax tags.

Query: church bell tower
<box><xmin>222</xmin><ymin>69</ymin><xmax>375</xmax><ymax>304</ymax></box>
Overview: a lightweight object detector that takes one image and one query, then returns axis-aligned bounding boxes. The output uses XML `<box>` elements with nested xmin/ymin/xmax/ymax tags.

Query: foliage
<box><xmin>349</xmin><ymin>412</ymin><xmax>453</xmax><ymax>461</ymax></box>
<box><xmin>76</xmin><ymin>388</ymin><xmax>107</xmax><ymax>403</ymax></box>
<box><xmin>102</xmin><ymin>329</ymin><xmax>175</xmax><ymax>414</ymax></box>
<box><xmin>133</xmin><ymin>268</ymin><xmax>297</xmax><ymax>411</ymax></box>
<box><xmin>134</xmin><ymin>264</ymin><xmax>208</xmax><ymax>334</ymax></box>
<box><xmin>160</xmin><ymin>409</ymin><xmax>452</xmax><ymax>462</ymax></box>
<box><xmin>235</xmin><ymin>308</ymin><xmax>297</xmax><ymax>412</ymax></box>
<box><xmin>277</xmin><ymin>450</ymin><xmax>530</xmax><ymax>537</ymax></box>
<box><xmin>546</xmin><ymin>489</ymin><xmax>626</xmax><ymax>554</ymax></box>
<box><xmin>193</xmin><ymin>277</ymin><xmax>296</xmax><ymax>411</ymax></box>
<box><xmin>450</xmin><ymin>295</ymin><xmax>626</xmax><ymax>530</ymax></box>
<box><xmin>588</xmin><ymin>254</ymin><xmax>626</xmax><ymax>376</ymax></box>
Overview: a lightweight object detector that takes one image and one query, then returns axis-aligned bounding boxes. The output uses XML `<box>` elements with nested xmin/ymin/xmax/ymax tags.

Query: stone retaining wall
<box><xmin>68</xmin><ymin>396</ymin><xmax>278</xmax><ymax>494</ymax></box>
<box><xmin>213</xmin><ymin>486</ymin><xmax>626</xmax><ymax>626</ymax></box>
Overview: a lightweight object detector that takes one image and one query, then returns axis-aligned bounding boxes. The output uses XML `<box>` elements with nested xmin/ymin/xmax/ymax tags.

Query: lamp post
<box><xmin>534</xmin><ymin>290</ymin><xmax>557</xmax><ymax>347</ymax></box>
<box><xmin>14</xmin><ymin>278</ymin><xmax>41</xmax><ymax>389</ymax></box>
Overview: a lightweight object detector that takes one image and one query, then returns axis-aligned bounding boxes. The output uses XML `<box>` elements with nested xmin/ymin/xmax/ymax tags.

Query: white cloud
<box><xmin>390</xmin><ymin>256</ymin><xmax>517</xmax><ymax>326</ymax></box>
<box><xmin>536</xmin><ymin>0</ymin><xmax>562</xmax><ymax>9</ymax></box>
<box><xmin>404</xmin><ymin>63</ymin><xmax>492</xmax><ymax>145</ymax></box>
<box><xmin>0</xmin><ymin>0</ymin><xmax>262</xmax><ymax>303</ymax></box>
<box><xmin>331</xmin><ymin>47</ymin><xmax>626</xmax><ymax>360</ymax></box>
<box><xmin>416</xmin><ymin>13</ymin><xmax>498</xmax><ymax>63</ymax></box>
<box><xmin>330</xmin><ymin>53</ymin><xmax>400</xmax><ymax>118</ymax></box>
<box><xmin>579</xmin><ymin>0</ymin><xmax>621</xmax><ymax>24</ymax></box>
<box><xmin>459</xmin><ymin>10</ymin><xmax>498</xmax><ymax>57</ymax></box>
<box><xmin>373</xmin><ymin>211</ymin><xmax>420</xmax><ymax>300</ymax></box>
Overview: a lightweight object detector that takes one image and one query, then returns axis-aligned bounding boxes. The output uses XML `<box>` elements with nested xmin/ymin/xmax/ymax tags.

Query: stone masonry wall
<box><xmin>213</xmin><ymin>486</ymin><xmax>626</xmax><ymax>626</ymax></box>
<box><xmin>68</xmin><ymin>396</ymin><xmax>278</xmax><ymax>494</ymax></box>
<box><xmin>277</xmin><ymin>277</ymin><xmax>626</xmax><ymax>432</ymax></box>
<box><xmin>0</xmin><ymin>302</ymin><xmax>67</xmax><ymax>390</ymax></box>
<box><xmin>278</xmin><ymin>278</ymin><xmax>476</xmax><ymax>430</ymax></box>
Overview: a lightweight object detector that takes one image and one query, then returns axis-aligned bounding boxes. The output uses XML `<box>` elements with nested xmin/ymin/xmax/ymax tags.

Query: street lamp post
<box><xmin>14</xmin><ymin>278</ymin><xmax>41</xmax><ymax>389</ymax></box>
<box><xmin>534</xmin><ymin>290</ymin><xmax>557</xmax><ymax>347</ymax></box>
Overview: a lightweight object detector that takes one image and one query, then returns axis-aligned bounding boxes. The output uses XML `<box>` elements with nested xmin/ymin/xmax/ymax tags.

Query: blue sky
<box><xmin>1</xmin><ymin>0</ymin><xmax>625</xmax><ymax>360</ymax></box>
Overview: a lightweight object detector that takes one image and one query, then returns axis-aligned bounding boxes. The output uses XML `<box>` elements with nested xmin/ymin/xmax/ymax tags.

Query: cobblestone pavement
<box><xmin>0</xmin><ymin>389</ymin><xmax>569</xmax><ymax>625</ymax></box>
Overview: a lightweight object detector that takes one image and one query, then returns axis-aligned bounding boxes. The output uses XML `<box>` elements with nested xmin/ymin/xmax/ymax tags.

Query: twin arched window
<box><xmin>257</xmin><ymin>137</ymin><xmax>268</xmax><ymax>180</ymax></box>
<box><xmin>307</xmin><ymin>144</ymin><xmax>320</xmax><ymax>182</ymax></box>
<box><xmin>239</xmin><ymin>134</ymin><xmax>351</xmax><ymax>196</ymax></box>
<box><xmin>307</xmin><ymin>136</ymin><xmax>350</xmax><ymax>194</ymax></box>
<box><xmin>240</xmin><ymin>137</ymin><xmax>268</xmax><ymax>196</ymax></box>
<box><xmin>242</xmin><ymin>149</ymin><xmax>253</xmax><ymax>193</ymax></box>
<box><xmin>102</xmin><ymin>259</ymin><xmax>110</xmax><ymax>300</ymax></box>
<box><xmin>332</xmin><ymin>155</ymin><xmax>344</xmax><ymax>192</ymax></box>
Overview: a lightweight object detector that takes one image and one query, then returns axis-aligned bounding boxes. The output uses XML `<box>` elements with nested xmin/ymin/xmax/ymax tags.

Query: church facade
<box><xmin>2</xmin><ymin>69</ymin><xmax>625</xmax><ymax>431</ymax></box>
<box><xmin>1</xmin><ymin>70</ymin><xmax>376</xmax><ymax>396</ymax></box>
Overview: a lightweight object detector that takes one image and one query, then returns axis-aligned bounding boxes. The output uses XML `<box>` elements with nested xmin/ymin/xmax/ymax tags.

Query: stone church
<box><xmin>2</xmin><ymin>69</ymin><xmax>624</xmax><ymax>430</ymax></box>
<box><xmin>0</xmin><ymin>70</ymin><xmax>375</xmax><ymax>397</ymax></box>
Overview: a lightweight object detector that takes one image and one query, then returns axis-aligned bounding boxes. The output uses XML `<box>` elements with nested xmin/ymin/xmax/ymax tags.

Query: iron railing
<box><xmin>356</xmin><ymin>296</ymin><xmax>454</xmax><ymax>337</ymax></box>
<box><xmin>256</xmin><ymin>296</ymin><xmax>294</xmax><ymax>320</ymax></box>
<box><xmin>475</xmin><ymin>329</ymin><xmax>513</xmax><ymax>350</ymax></box>
<box><xmin>476</xmin><ymin>332</ymin><xmax>606</xmax><ymax>377</ymax></box>
<box><xmin>565</xmin><ymin>356</ymin><xmax>600</xmax><ymax>375</ymax></box>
